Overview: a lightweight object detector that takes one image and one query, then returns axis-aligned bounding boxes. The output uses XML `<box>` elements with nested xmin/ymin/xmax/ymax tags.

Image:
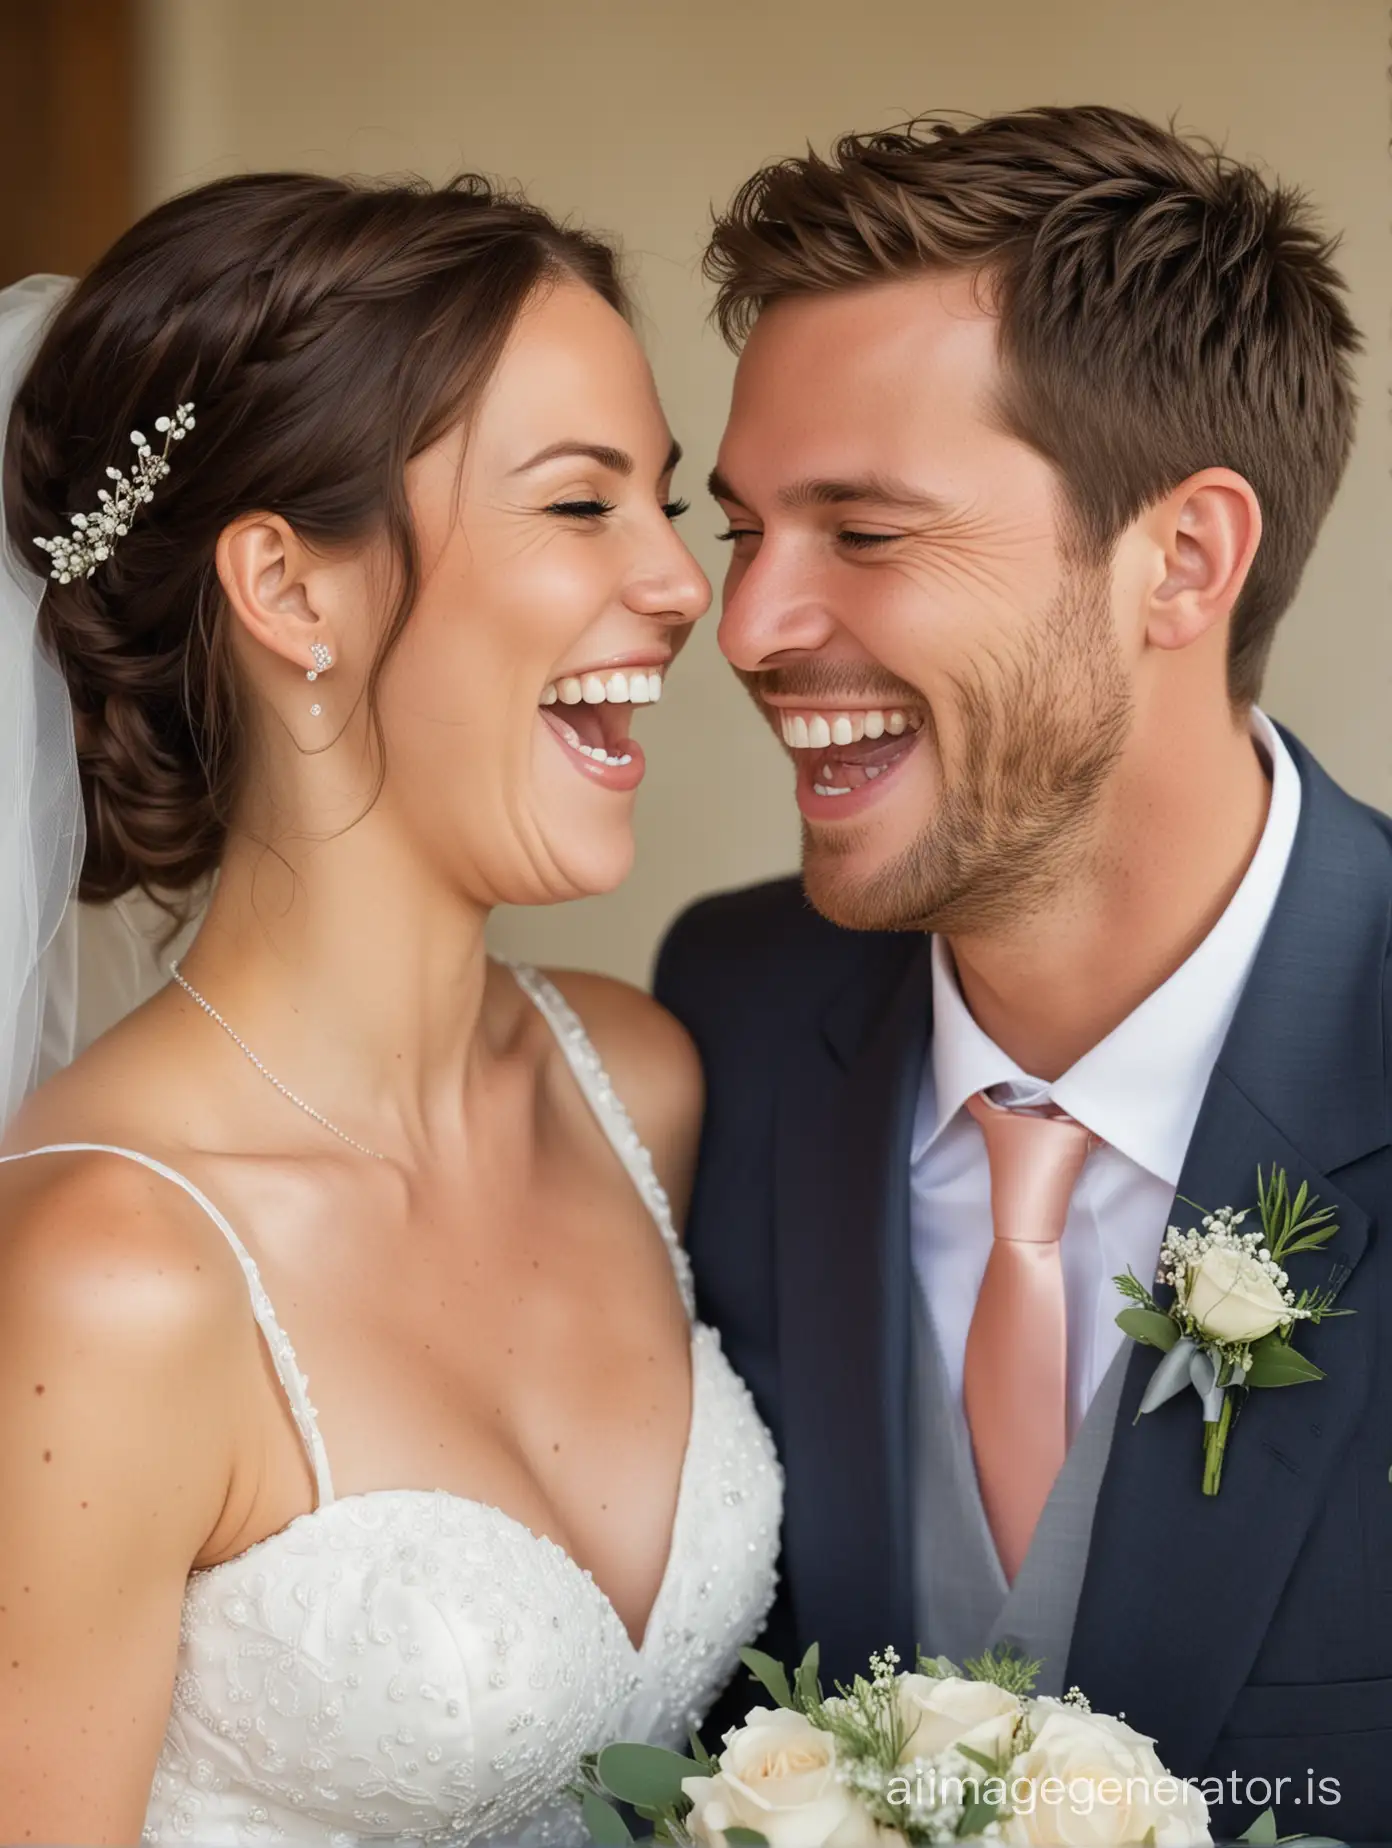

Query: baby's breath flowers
<box><xmin>1116</xmin><ymin>1167</ymin><xmax>1350</xmax><ymax>1495</ymax></box>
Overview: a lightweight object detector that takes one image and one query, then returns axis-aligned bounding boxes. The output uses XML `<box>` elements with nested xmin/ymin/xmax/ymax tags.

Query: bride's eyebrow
<box><xmin>512</xmin><ymin>438</ymin><xmax>683</xmax><ymax>477</ymax></box>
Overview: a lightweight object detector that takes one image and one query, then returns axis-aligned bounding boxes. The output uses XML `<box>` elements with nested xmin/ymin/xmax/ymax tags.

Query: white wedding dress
<box><xmin>0</xmin><ymin>965</ymin><xmax>782</xmax><ymax>1845</ymax></box>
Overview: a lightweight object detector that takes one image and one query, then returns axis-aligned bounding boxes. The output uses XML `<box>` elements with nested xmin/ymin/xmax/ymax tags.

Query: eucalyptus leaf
<box><xmin>580</xmin><ymin>1790</ymin><xmax>633</xmax><ymax>1844</ymax></box>
<box><xmin>725</xmin><ymin>1831</ymin><xmax>771</xmax><ymax>1846</ymax></box>
<box><xmin>739</xmin><ymin>1647</ymin><xmax>794</xmax><ymax>1709</ymax></box>
<box><xmin>1238</xmin><ymin>1806</ymin><xmax>1279</xmax><ymax>1844</ymax></box>
<box><xmin>793</xmin><ymin>1641</ymin><xmax>822</xmax><ymax>1709</ymax></box>
<box><xmin>594</xmin><ymin>1743</ymin><xmax>700</xmax><ymax>1811</ymax></box>
<box><xmin>1116</xmin><ymin>1307</ymin><xmax>1180</xmax><ymax>1352</ymax></box>
<box><xmin>956</xmin><ymin>1796</ymin><xmax>1002</xmax><ymax>1837</ymax></box>
<box><xmin>955</xmin><ymin>1744</ymin><xmax>1001</xmax><ymax>1775</ymax></box>
<box><xmin>1138</xmin><ymin>1336</ymin><xmax>1198</xmax><ymax>1414</ymax></box>
<box><xmin>1245</xmin><ymin>1342</ymin><xmax>1325</xmax><ymax>1388</ymax></box>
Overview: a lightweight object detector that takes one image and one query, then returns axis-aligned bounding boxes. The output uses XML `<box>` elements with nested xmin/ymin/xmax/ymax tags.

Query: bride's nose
<box><xmin>624</xmin><ymin>535</ymin><xmax>712</xmax><ymax>627</ymax></box>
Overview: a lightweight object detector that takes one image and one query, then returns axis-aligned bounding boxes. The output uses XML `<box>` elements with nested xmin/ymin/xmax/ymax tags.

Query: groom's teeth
<box><xmin>777</xmin><ymin>707</ymin><xmax>918</xmax><ymax>748</ymax></box>
<box><xmin>813</xmin><ymin>783</ymin><xmax>853</xmax><ymax>797</ymax></box>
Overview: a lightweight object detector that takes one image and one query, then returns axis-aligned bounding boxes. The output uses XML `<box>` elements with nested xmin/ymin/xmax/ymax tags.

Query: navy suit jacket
<box><xmin>654</xmin><ymin>729</ymin><xmax>1392</xmax><ymax>1844</ymax></box>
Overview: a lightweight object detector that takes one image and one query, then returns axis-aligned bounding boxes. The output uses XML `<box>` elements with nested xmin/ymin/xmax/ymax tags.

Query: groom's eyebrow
<box><xmin>513</xmin><ymin>438</ymin><xmax>683</xmax><ymax>477</ymax></box>
<box><xmin>706</xmin><ymin>467</ymin><xmax>953</xmax><ymax>517</ymax></box>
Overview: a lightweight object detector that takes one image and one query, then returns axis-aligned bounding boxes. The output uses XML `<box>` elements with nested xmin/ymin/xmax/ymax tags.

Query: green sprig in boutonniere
<box><xmin>1115</xmin><ymin>1168</ymin><xmax>1352</xmax><ymax>1496</ymax></box>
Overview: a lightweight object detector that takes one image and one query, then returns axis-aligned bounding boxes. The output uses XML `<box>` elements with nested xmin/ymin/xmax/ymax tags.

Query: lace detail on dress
<box><xmin>501</xmin><ymin>961</ymin><xmax>697</xmax><ymax>1319</ymax></box>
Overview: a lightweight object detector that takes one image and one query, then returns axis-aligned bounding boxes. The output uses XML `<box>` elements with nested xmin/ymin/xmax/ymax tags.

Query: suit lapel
<box><xmin>774</xmin><ymin>934</ymin><xmax>932</xmax><ymax>1682</ymax></box>
<box><xmin>1068</xmin><ymin>735</ymin><xmax>1389</xmax><ymax>1773</ymax></box>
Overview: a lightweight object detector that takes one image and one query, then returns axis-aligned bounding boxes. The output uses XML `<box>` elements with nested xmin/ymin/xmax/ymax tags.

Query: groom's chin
<box><xmin>799</xmin><ymin>834</ymin><xmax>920</xmax><ymax>934</ymax></box>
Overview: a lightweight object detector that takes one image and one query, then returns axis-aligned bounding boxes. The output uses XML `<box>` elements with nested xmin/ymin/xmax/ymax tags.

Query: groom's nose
<box><xmin>717</xmin><ymin>553</ymin><xmax>839</xmax><ymax>672</ymax></box>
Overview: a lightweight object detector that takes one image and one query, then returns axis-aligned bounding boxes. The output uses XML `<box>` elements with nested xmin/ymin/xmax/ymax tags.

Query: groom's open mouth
<box><xmin>765</xmin><ymin>699</ymin><xmax>926</xmax><ymax>820</ymax></box>
<box><xmin>537</xmin><ymin>660</ymin><xmax>667</xmax><ymax>793</ymax></box>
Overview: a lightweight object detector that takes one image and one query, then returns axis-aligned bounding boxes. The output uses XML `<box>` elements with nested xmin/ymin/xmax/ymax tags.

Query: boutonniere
<box><xmin>1114</xmin><ymin>1168</ymin><xmax>1352</xmax><ymax>1496</ymax></box>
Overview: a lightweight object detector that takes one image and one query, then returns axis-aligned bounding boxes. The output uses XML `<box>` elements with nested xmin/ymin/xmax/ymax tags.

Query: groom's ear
<box><xmin>1141</xmin><ymin>468</ymin><xmax>1262</xmax><ymax>654</ymax></box>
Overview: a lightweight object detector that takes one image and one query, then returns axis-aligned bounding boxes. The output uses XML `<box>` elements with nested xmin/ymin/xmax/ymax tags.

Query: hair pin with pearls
<box><xmin>33</xmin><ymin>402</ymin><xmax>196</xmax><ymax>584</ymax></box>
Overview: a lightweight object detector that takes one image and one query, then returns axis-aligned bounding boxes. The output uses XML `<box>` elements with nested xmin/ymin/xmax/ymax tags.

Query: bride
<box><xmin>0</xmin><ymin>173</ymin><xmax>780</xmax><ymax>1845</ymax></box>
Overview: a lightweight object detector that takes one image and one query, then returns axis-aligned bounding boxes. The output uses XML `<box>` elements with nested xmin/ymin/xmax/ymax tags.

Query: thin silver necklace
<box><xmin>169</xmin><ymin>960</ymin><xmax>387</xmax><ymax>1162</ymax></box>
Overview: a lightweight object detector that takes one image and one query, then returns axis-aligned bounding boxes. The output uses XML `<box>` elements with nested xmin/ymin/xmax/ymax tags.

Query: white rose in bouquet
<box><xmin>1004</xmin><ymin>1704</ymin><xmax>1211</xmax><ymax>1847</ymax></box>
<box><xmin>895</xmin><ymin>1673</ymin><xmax>1023</xmax><ymax>1765</ymax></box>
<box><xmin>1183</xmin><ymin>1243</ymin><xmax>1291</xmax><ymax>1344</ymax></box>
<box><xmin>681</xmin><ymin>1706</ymin><xmax>886</xmax><ymax>1848</ymax></box>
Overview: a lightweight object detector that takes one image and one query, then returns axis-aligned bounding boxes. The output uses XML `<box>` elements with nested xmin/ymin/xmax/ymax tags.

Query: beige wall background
<box><xmin>133</xmin><ymin>0</ymin><xmax>1391</xmax><ymax>990</ymax></box>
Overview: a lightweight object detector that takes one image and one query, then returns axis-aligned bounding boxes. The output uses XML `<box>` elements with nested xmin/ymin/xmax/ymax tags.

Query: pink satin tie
<box><xmin>963</xmin><ymin>1091</ymin><xmax>1097</xmax><ymax>1584</ymax></box>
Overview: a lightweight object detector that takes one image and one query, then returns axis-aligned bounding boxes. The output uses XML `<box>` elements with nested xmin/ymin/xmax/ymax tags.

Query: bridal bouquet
<box><xmin>578</xmin><ymin>1644</ymin><xmax>1232</xmax><ymax>1845</ymax></box>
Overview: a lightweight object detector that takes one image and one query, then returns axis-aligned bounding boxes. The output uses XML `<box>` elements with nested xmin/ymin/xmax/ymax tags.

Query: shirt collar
<box><xmin>913</xmin><ymin>709</ymin><xmax>1302</xmax><ymax>1185</ymax></box>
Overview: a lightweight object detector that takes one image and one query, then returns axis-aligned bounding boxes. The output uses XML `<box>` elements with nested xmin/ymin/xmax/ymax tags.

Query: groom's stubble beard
<box><xmin>804</xmin><ymin>561</ymin><xmax>1134</xmax><ymax>936</ymax></box>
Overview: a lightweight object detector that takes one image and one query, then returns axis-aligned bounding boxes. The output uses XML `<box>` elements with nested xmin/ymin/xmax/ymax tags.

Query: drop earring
<box><xmin>306</xmin><ymin>641</ymin><xmax>332</xmax><ymax>717</ymax></box>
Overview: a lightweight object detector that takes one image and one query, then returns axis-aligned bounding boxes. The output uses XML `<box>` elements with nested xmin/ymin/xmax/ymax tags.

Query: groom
<box><xmin>655</xmin><ymin>105</ymin><xmax>1391</xmax><ymax>1843</ymax></box>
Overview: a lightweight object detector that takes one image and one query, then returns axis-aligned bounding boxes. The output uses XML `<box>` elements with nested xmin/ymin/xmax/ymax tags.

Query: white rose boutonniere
<box><xmin>1115</xmin><ymin>1167</ymin><xmax>1352</xmax><ymax>1494</ymax></box>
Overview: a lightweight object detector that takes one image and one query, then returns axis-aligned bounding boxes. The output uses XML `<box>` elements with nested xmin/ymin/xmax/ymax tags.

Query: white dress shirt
<box><xmin>909</xmin><ymin>710</ymin><xmax>1301</xmax><ymax>1434</ymax></box>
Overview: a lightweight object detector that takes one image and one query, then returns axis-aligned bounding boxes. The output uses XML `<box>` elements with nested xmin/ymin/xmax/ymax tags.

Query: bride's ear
<box><xmin>215</xmin><ymin>513</ymin><xmax>337</xmax><ymax>675</ymax></box>
<box><xmin>1143</xmin><ymin>469</ymin><xmax>1262</xmax><ymax>654</ymax></box>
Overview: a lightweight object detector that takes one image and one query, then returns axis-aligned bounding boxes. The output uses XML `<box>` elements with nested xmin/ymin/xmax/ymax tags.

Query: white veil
<box><xmin>0</xmin><ymin>275</ymin><xmax>85</xmax><ymax>1127</ymax></box>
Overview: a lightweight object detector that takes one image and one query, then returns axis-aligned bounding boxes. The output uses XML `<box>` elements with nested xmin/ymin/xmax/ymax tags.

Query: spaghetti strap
<box><xmin>502</xmin><ymin>962</ymin><xmax>696</xmax><ymax>1319</ymax></box>
<box><xmin>0</xmin><ymin>1142</ymin><xmax>334</xmax><ymax>1507</ymax></box>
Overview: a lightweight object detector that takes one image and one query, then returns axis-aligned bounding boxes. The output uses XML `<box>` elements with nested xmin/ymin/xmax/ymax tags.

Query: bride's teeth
<box><xmin>550</xmin><ymin>669</ymin><xmax>662</xmax><ymax>706</ymax></box>
<box><xmin>863</xmin><ymin>710</ymin><xmax>885</xmax><ymax>739</ymax></box>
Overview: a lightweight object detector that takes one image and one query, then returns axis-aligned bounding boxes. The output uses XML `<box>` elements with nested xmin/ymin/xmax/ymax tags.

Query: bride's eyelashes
<box><xmin>543</xmin><ymin>496</ymin><xmax>692</xmax><ymax>522</ymax></box>
<box><xmin>545</xmin><ymin>497</ymin><xmax>618</xmax><ymax>520</ymax></box>
<box><xmin>715</xmin><ymin>526</ymin><xmax>899</xmax><ymax>550</ymax></box>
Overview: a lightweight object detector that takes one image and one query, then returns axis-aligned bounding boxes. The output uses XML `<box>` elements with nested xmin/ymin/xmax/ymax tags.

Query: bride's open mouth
<box><xmin>767</xmin><ymin>700</ymin><xmax>927</xmax><ymax>820</ymax></box>
<box><xmin>537</xmin><ymin>662</ymin><xmax>666</xmax><ymax>793</ymax></box>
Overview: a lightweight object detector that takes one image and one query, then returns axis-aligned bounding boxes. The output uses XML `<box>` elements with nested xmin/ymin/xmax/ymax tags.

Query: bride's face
<box><xmin>369</xmin><ymin>279</ymin><xmax>709</xmax><ymax>904</ymax></box>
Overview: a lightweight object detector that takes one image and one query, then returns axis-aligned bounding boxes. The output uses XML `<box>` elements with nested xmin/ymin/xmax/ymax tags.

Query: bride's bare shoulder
<box><xmin>0</xmin><ymin>1142</ymin><xmax>256</xmax><ymax>1378</ymax></box>
<box><xmin>533</xmin><ymin>967</ymin><xmax>704</xmax><ymax>1225</ymax></box>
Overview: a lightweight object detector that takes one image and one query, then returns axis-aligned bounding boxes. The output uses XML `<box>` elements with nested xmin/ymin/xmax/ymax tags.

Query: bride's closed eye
<box><xmin>545</xmin><ymin>497</ymin><xmax>692</xmax><ymax>522</ymax></box>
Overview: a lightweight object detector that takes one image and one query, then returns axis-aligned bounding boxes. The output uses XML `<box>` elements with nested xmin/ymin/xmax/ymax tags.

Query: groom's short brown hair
<box><xmin>705</xmin><ymin>105</ymin><xmax>1360</xmax><ymax>705</ymax></box>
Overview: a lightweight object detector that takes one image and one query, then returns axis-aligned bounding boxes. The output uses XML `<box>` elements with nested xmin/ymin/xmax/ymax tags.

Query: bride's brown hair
<box><xmin>3</xmin><ymin>172</ymin><xmax>627</xmax><ymax>912</ymax></box>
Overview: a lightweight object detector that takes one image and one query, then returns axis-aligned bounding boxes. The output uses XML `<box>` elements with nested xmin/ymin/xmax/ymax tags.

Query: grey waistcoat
<box><xmin>909</xmin><ymin>1285</ymin><xmax>1129</xmax><ymax>1695</ymax></box>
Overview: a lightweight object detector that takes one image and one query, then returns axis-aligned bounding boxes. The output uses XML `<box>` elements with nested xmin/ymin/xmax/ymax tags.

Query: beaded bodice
<box><xmin>1</xmin><ymin>965</ymin><xmax>781</xmax><ymax>1845</ymax></box>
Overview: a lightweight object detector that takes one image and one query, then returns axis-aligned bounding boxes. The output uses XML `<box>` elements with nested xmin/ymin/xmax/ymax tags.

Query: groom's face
<box><xmin>712</xmin><ymin>271</ymin><xmax>1133</xmax><ymax>934</ymax></box>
